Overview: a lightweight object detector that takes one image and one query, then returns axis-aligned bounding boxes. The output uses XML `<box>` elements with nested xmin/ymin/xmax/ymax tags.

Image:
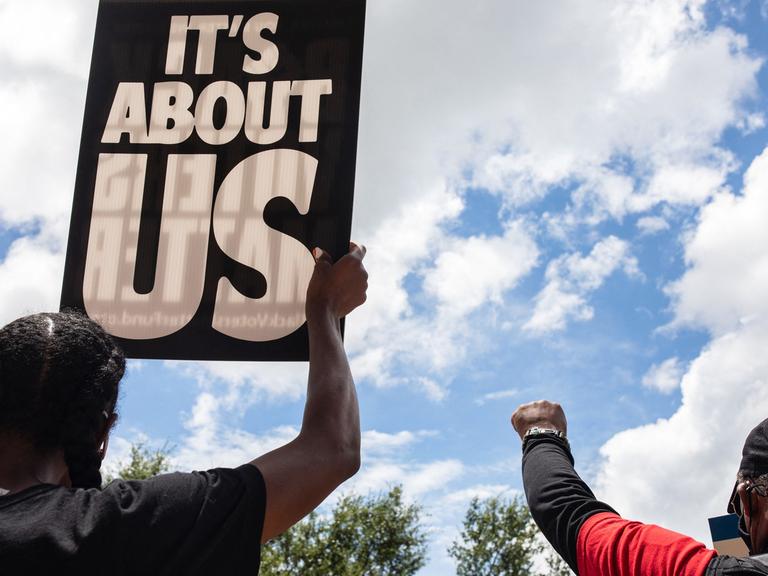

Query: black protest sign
<box><xmin>61</xmin><ymin>0</ymin><xmax>365</xmax><ymax>361</ymax></box>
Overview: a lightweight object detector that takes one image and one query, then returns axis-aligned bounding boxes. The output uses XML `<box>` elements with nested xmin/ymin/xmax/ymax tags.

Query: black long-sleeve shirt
<box><xmin>522</xmin><ymin>434</ymin><xmax>768</xmax><ymax>576</ymax></box>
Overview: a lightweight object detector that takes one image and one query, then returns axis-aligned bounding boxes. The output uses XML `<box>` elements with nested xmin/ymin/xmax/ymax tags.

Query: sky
<box><xmin>1</xmin><ymin>0</ymin><xmax>768</xmax><ymax>573</ymax></box>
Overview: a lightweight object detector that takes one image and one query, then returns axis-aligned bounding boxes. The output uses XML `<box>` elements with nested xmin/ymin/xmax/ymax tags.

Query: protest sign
<box><xmin>61</xmin><ymin>0</ymin><xmax>365</xmax><ymax>360</ymax></box>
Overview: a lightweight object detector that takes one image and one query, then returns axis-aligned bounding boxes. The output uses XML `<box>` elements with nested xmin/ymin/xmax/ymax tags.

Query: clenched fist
<box><xmin>306</xmin><ymin>242</ymin><xmax>368</xmax><ymax>321</ymax></box>
<box><xmin>511</xmin><ymin>400</ymin><xmax>567</xmax><ymax>441</ymax></box>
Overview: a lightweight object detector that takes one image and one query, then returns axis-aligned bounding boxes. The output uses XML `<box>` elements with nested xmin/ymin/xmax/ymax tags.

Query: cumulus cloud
<box><xmin>167</xmin><ymin>360</ymin><xmax>308</xmax><ymax>405</ymax></box>
<box><xmin>0</xmin><ymin>0</ymin><xmax>96</xmax><ymax>228</ymax></box>
<box><xmin>465</xmin><ymin>0</ymin><xmax>759</xmax><ymax>219</ymax></box>
<box><xmin>175</xmin><ymin>390</ymin><xmax>298</xmax><ymax>470</ymax></box>
<box><xmin>596</xmin><ymin>321</ymin><xmax>768</xmax><ymax>542</ymax></box>
<box><xmin>642</xmin><ymin>357</ymin><xmax>684</xmax><ymax>394</ymax></box>
<box><xmin>0</xmin><ymin>0</ymin><xmax>96</xmax><ymax>76</ymax></box>
<box><xmin>0</xmin><ymin>233</ymin><xmax>65</xmax><ymax>325</ymax></box>
<box><xmin>524</xmin><ymin>236</ymin><xmax>641</xmax><ymax>334</ymax></box>
<box><xmin>666</xmin><ymin>147</ymin><xmax>768</xmax><ymax>335</ymax></box>
<box><xmin>340</xmin><ymin>0</ymin><xmax>761</xmax><ymax>399</ymax></box>
<box><xmin>423</xmin><ymin>221</ymin><xmax>539</xmax><ymax>318</ymax></box>
<box><xmin>0</xmin><ymin>0</ymin><xmax>98</xmax><ymax>326</ymax></box>
<box><xmin>595</xmin><ymin>148</ymin><xmax>768</xmax><ymax>543</ymax></box>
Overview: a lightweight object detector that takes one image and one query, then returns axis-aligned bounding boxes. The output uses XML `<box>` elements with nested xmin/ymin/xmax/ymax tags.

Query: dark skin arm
<box><xmin>511</xmin><ymin>400</ymin><xmax>617</xmax><ymax>572</ymax></box>
<box><xmin>250</xmin><ymin>243</ymin><xmax>368</xmax><ymax>543</ymax></box>
<box><xmin>511</xmin><ymin>399</ymin><xmax>568</xmax><ymax>440</ymax></box>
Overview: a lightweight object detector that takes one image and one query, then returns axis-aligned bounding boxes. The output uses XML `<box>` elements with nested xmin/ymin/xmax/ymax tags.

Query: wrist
<box><xmin>517</xmin><ymin>419</ymin><xmax>566</xmax><ymax>440</ymax></box>
<box><xmin>306</xmin><ymin>300</ymin><xmax>338</xmax><ymax>326</ymax></box>
<box><xmin>522</xmin><ymin>427</ymin><xmax>569</xmax><ymax>451</ymax></box>
<box><xmin>520</xmin><ymin>421</ymin><xmax>565</xmax><ymax>438</ymax></box>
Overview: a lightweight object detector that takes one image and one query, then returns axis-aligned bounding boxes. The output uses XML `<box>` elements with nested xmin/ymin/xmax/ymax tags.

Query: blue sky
<box><xmin>2</xmin><ymin>0</ymin><xmax>768</xmax><ymax>574</ymax></box>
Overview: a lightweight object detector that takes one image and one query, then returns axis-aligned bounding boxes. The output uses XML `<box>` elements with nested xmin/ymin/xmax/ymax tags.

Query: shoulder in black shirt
<box><xmin>0</xmin><ymin>464</ymin><xmax>266</xmax><ymax>576</ymax></box>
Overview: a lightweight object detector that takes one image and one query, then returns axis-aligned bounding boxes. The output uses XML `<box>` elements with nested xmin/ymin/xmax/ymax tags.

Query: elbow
<box><xmin>339</xmin><ymin>448</ymin><xmax>361</xmax><ymax>479</ymax></box>
<box><xmin>301</xmin><ymin>432</ymin><xmax>360</xmax><ymax>482</ymax></box>
<box><xmin>332</xmin><ymin>437</ymin><xmax>360</xmax><ymax>481</ymax></box>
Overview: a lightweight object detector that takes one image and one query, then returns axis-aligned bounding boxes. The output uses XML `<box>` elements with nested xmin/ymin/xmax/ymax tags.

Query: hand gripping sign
<box><xmin>61</xmin><ymin>0</ymin><xmax>366</xmax><ymax>361</ymax></box>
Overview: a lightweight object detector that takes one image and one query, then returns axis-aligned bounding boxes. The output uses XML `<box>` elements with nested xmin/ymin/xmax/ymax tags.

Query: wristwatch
<box><xmin>523</xmin><ymin>427</ymin><xmax>568</xmax><ymax>447</ymax></box>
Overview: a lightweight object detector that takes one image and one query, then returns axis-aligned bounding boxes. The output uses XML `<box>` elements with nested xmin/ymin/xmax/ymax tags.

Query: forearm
<box><xmin>300</xmin><ymin>305</ymin><xmax>360</xmax><ymax>474</ymax></box>
<box><xmin>522</xmin><ymin>436</ymin><xmax>616</xmax><ymax>573</ymax></box>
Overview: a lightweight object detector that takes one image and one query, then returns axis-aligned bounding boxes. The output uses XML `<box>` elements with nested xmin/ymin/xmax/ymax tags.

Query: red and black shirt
<box><xmin>522</xmin><ymin>435</ymin><xmax>768</xmax><ymax>576</ymax></box>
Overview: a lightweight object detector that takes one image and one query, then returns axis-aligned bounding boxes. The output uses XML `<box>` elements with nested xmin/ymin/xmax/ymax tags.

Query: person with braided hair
<box><xmin>0</xmin><ymin>311</ymin><xmax>124</xmax><ymax>492</ymax></box>
<box><xmin>0</xmin><ymin>243</ymin><xmax>368</xmax><ymax>575</ymax></box>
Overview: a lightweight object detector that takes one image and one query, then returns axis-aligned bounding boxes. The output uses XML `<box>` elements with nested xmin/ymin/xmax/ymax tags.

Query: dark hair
<box><xmin>0</xmin><ymin>311</ymin><xmax>125</xmax><ymax>489</ymax></box>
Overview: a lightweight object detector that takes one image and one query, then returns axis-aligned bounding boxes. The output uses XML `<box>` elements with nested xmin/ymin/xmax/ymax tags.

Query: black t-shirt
<box><xmin>0</xmin><ymin>464</ymin><xmax>266</xmax><ymax>575</ymax></box>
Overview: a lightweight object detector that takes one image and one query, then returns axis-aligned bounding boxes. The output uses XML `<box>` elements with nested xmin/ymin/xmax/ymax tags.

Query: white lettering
<box><xmin>291</xmin><ymin>80</ymin><xmax>333</xmax><ymax>142</ymax></box>
<box><xmin>83</xmin><ymin>153</ymin><xmax>216</xmax><ymax>339</ymax></box>
<box><xmin>101</xmin><ymin>83</ymin><xmax>149</xmax><ymax>144</ymax></box>
<box><xmin>211</xmin><ymin>149</ymin><xmax>317</xmax><ymax>341</ymax></box>
<box><xmin>242</xmin><ymin>13</ymin><xmax>280</xmax><ymax>75</ymax></box>
<box><xmin>147</xmin><ymin>82</ymin><xmax>195</xmax><ymax>144</ymax></box>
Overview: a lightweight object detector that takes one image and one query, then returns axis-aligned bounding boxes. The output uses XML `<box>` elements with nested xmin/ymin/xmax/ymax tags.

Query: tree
<box><xmin>104</xmin><ymin>443</ymin><xmax>172</xmax><ymax>483</ymax></box>
<box><xmin>261</xmin><ymin>486</ymin><xmax>427</xmax><ymax>576</ymax></box>
<box><xmin>449</xmin><ymin>496</ymin><xmax>543</xmax><ymax>576</ymax></box>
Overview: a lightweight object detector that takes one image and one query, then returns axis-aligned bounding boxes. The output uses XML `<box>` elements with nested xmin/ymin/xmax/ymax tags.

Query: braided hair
<box><xmin>0</xmin><ymin>311</ymin><xmax>125</xmax><ymax>489</ymax></box>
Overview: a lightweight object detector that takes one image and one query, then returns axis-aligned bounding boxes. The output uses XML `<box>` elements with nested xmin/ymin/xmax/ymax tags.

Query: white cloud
<box><xmin>349</xmin><ymin>458</ymin><xmax>465</xmax><ymax>501</ymax></box>
<box><xmin>736</xmin><ymin>112</ymin><xmax>766</xmax><ymax>134</ymax></box>
<box><xmin>343</xmin><ymin>205</ymin><xmax>538</xmax><ymax>399</ymax></box>
<box><xmin>423</xmin><ymin>221</ymin><xmax>539</xmax><ymax>318</ymax></box>
<box><xmin>464</xmin><ymin>0</ymin><xmax>759</xmax><ymax>221</ymax></box>
<box><xmin>362</xmin><ymin>429</ymin><xmax>437</xmax><ymax>455</ymax></box>
<box><xmin>475</xmin><ymin>388</ymin><xmax>520</xmax><ymax>406</ymax></box>
<box><xmin>0</xmin><ymin>0</ymin><xmax>96</xmax><ymax>77</ymax></box>
<box><xmin>666</xmin><ymin>146</ymin><xmax>768</xmax><ymax>335</ymax></box>
<box><xmin>524</xmin><ymin>236</ymin><xmax>640</xmax><ymax>334</ymax></box>
<box><xmin>344</xmin><ymin>187</ymin><xmax>472</xmax><ymax>394</ymax></box>
<box><xmin>342</xmin><ymin>0</ymin><xmax>760</xmax><ymax>401</ymax></box>
<box><xmin>161</xmin><ymin>387</ymin><xmax>302</xmax><ymax>471</ymax></box>
<box><xmin>595</xmin><ymin>148</ymin><xmax>768</xmax><ymax>544</ymax></box>
<box><xmin>637</xmin><ymin>162</ymin><xmax>730</xmax><ymax>209</ymax></box>
<box><xmin>637</xmin><ymin>215</ymin><xmax>670</xmax><ymax>235</ymax></box>
<box><xmin>441</xmin><ymin>484</ymin><xmax>517</xmax><ymax>506</ymax></box>
<box><xmin>0</xmin><ymin>234</ymin><xmax>65</xmax><ymax>326</ymax></box>
<box><xmin>596</xmin><ymin>321</ymin><xmax>768</xmax><ymax>542</ymax></box>
<box><xmin>166</xmin><ymin>360</ymin><xmax>308</xmax><ymax>405</ymax></box>
<box><xmin>0</xmin><ymin>0</ymin><xmax>96</xmax><ymax>229</ymax></box>
<box><xmin>642</xmin><ymin>357</ymin><xmax>684</xmax><ymax>394</ymax></box>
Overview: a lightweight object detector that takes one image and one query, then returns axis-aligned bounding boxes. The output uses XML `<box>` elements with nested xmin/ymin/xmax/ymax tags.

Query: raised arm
<box><xmin>512</xmin><ymin>400</ymin><xmax>716</xmax><ymax>576</ymax></box>
<box><xmin>251</xmin><ymin>243</ymin><xmax>367</xmax><ymax>542</ymax></box>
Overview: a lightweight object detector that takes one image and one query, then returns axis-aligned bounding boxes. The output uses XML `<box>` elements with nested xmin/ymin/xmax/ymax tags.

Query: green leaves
<box><xmin>261</xmin><ymin>486</ymin><xmax>428</xmax><ymax>576</ymax></box>
<box><xmin>449</xmin><ymin>496</ymin><xmax>573</xmax><ymax>576</ymax></box>
<box><xmin>104</xmin><ymin>443</ymin><xmax>172</xmax><ymax>483</ymax></box>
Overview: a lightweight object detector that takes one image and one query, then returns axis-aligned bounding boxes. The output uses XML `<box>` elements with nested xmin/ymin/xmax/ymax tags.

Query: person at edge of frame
<box><xmin>0</xmin><ymin>243</ymin><xmax>368</xmax><ymax>575</ymax></box>
<box><xmin>512</xmin><ymin>399</ymin><xmax>768</xmax><ymax>576</ymax></box>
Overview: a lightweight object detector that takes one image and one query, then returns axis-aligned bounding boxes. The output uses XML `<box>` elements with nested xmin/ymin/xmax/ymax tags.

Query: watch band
<box><xmin>523</xmin><ymin>427</ymin><xmax>568</xmax><ymax>445</ymax></box>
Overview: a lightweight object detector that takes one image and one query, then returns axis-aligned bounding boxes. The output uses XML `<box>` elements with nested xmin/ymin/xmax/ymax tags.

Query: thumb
<box><xmin>312</xmin><ymin>247</ymin><xmax>333</xmax><ymax>269</ymax></box>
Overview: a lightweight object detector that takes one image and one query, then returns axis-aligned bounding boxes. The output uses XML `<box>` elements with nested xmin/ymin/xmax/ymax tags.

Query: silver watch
<box><xmin>523</xmin><ymin>427</ymin><xmax>567</xmax><ymax>442</ymax></box>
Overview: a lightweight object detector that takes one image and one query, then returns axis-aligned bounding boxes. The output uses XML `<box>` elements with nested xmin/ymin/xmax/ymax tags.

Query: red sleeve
<box><xmin>576</xmin><ymin>512</ymin><xmax>717</xmax><ymax>576</ymax></box>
